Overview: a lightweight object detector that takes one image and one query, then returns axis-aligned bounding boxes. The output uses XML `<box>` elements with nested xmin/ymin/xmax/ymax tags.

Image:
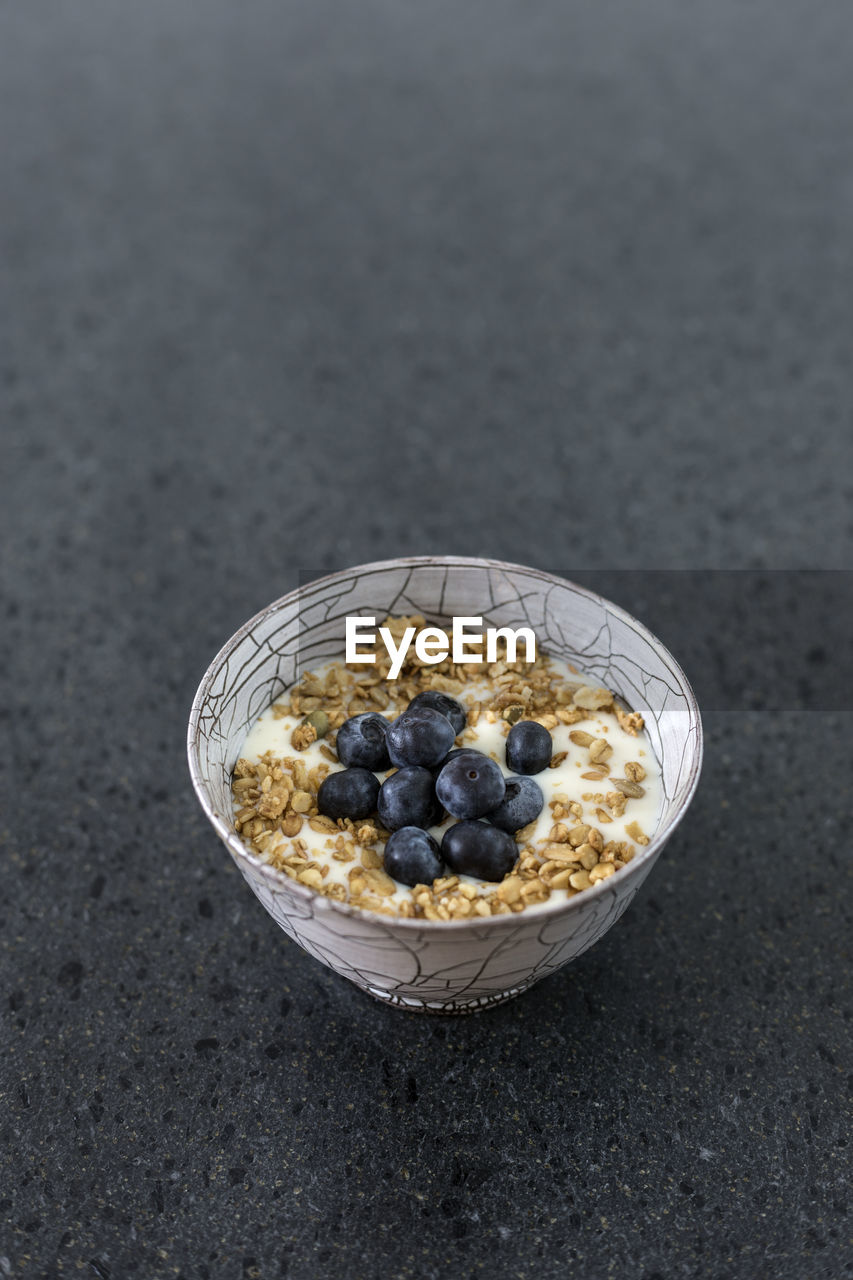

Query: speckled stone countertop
<box><xmin>2</xmin><ymin>1</ymin><xmax>851</xmax><ymax>1276</ymax></box>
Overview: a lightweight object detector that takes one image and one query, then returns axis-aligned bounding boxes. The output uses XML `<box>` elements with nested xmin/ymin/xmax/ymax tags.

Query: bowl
<box><xmin>187</xmin><ymin>557</ymin><xmax>703</xmax><ymax>1014</ymax></box>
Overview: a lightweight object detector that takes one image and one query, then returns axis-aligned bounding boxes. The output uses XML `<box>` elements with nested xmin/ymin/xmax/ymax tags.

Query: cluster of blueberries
<box><xmin>316</xmin><ymin>690</ymin><xmax>554</xmax><ymax>888</ymax></box>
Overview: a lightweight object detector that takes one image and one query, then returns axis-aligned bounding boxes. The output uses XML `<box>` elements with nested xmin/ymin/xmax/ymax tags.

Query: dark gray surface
<box><xmin>1</xmin><ymin>1</ymin><xmax>851</xmax><ymax>1277</ymax></box>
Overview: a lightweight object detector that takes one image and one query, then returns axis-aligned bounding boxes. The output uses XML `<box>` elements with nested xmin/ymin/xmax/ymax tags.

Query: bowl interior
<box><xmin>189</xmin><ymin>558</ymin><xmax>702</xmax><ymax>881</ymax></box>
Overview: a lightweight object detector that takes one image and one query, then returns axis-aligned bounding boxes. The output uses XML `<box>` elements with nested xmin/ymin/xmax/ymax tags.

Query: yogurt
<box><xmin>232</xmin><ymin>651</ymin><xmax>662</xmax><ymax>920</ymax></box>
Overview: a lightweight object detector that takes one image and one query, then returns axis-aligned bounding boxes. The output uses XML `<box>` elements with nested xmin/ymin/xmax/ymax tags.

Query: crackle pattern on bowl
<box><xmin>188</xmin><ymin>558</ymin><xmax>702</xmax><ymax>1014</ymax></box>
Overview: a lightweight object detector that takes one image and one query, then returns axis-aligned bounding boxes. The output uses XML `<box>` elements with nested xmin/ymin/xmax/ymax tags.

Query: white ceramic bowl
<box><xmin>187</xmin><ymin>557</ymin><xmax>702</xmax><ymax>1014</ymax></box>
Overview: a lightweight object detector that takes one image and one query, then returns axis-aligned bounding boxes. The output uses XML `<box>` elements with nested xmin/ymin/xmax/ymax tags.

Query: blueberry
<box><xmin>406</xmin><ymin>690</ymin><xmax>467</xmax><ymax>737</ymax></box>
<box><xmin>435</xmin><ymin>752</ymin><xmax>506</xmax><ymax>820</ymax></box>
<box><xmin>505</xmin><ymin>720</ymin><xmax>553</xmax><ymax>774</ymax></box>
<box><xmin>335</xmin><ymin>712</ymin><xmax>391</xmax><ymax>771</ymax></box>
<box><xmin>485</xmin><ymin>775</ymin><xmax>544</xmax><ymax>832</ymax></box>
<box><xmin>317</xmin><ymin>767</ymin><xmax>380</xmax><ymax>821</ymax></box>
<box><xmin>383</xmin><ymin>826</ymin><xmax>444</xmax><ymax>887</ymax></box>
<box><xmin>441</xmin><ymin>821</ymin><xmax>518</xmax><ymax>881</ymax></box>
<box><xmin>377</xmin><ymin>766</ymin><xmax>442</xmax><ymax>831</ymax></box>
<box><xmin>386</xmin><ymin>706</ymin><xmax>456</xmax><ymax>769</ymax></box>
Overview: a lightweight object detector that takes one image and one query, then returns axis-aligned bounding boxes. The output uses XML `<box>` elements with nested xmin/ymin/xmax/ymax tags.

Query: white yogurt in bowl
<box><xmin>231</xmin><ymin>647</ymin><xmax>664</xmax><ymax>921</ymax></box>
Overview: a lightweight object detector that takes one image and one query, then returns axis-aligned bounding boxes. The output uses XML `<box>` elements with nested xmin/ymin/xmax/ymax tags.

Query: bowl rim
<box><xmin>187</xmin><ymin>555</ymin><xmax>704</xmax><ymax>931</ymax></box>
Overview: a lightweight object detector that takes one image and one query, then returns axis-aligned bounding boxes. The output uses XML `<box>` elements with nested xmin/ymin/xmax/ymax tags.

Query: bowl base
<box><xmin>363</xmin><ymin>978</ymin><xmax>538</xmax><ymax>1015</ymax></box>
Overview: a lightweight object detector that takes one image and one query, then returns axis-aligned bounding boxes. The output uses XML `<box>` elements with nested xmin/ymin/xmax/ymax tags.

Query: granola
<box><xmin>231</xmin><ymin>616</ymin><xmax>661</xmax><ymax>920</ymax></box>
